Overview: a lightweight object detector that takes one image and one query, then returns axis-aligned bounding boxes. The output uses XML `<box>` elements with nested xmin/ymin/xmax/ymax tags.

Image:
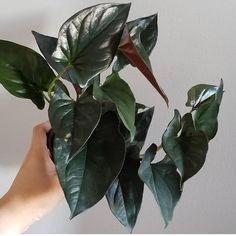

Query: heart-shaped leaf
<box><xmin>138</xmin><ymin>144</ymin><xmax>182</xmax><ymax>227</ymax></box>
<box><xmin>162</xmin><ymin>110</ymin><xmax>208</xmax><ymax>183</ymax></box>
<box><xmin>194</xmin><ymin>79</ymin><xmax>224</xmax><ymax>140</ymax></box>
<box><xmin>0</xmin><ymin>40</ymin><xmax>55</xmax><ymax>109</ymax></box>
<box><xmin>105</xmin><ymin>106</ymin><xmax>154</xmax><ymax>231</ymax></box>
<box><xmin>113</xmin><ymin>14</ymin><xmax>157</xmax><ymax>72</ymax></box>
<box><xmin>186</xmin><ymin>83</ymin><xmax>218</xmax><ymax>110</ymax></box>
<box><xmin>106</xmin><ymin>153</ymin><xmax>144</xmax><ymax>232</ymax></box>
<box><xmin>94</xmin><ymin>73</ymin><xmax>136</xmax><ymax>140</ymax></box>
<box><xmin>52</xmin><ymin>3</ymin><xmax>131</xmax><ymax>87</ymax></box>
<box><xmin>115</xmin><ymin>28</ymin><xmax>168</xmax><ymax>106</ymax></box>
<box><xmin>63</xmin><ymin>111</ymin><xmax>126</xmax><ymax>218</ymax></box>
<box><xmin>49</xmin><ymin>82</ymin><xmax>102</xmax><ymax>157</ymax></box>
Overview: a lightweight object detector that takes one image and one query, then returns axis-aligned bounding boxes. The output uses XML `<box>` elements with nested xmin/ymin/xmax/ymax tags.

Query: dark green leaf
<box><xmin>49</xmin><ymin>82</ymin><xmax>102</xmax><ymax>156</ymax></box>
<box><xmin>32</xmin><ymin>31</ymin><xmax>77</xmax><ymax>82</ymax></box>
<box><xmin>186</xmin><ymin>83</ymin><xmax>218</xmax><ymax>110</ymax></box>
<box><xmin>94</xmin><ymin>73</ymin><xmax>136</xmax><ymax>140</ymax></box>
<box><xmin>113</xmin><ymin>14</ymin><xmax>158</xmax><ymax>72</ymax></box>
<box><xmin>105</xmin><ymin>106</ymin><xmax>154</xmax><ymax>231</ymax></box>
<box><xmin>70</xmin><ymin>88</ymin><xmax>102</xmax><ymax>159</ymax></box>
<box><xmin>48</xmin><ymin>81</ymin><xmax>74</xmax><ymax>138</ymax></box>
<box><xmin>194</xmin><ymin>79</ymin><xmax>224</xmax><ymax>140</ymax></box>
<box><xmin>0</xmin><ymin>40</ymin><xmax>55</xmax><ymax>109</ymax></box>
<box><xmin>162</xmin><ymin>110</ymin><xmax>208</xmax><ymax>183</ymax></box>
<box><xmin>138</xmin><ymin>144</ymin><xmax>182</xmax><ymax>227</ymax></box>
<box><xmin>132</xmin><ymin>106</ymin><xmax>154</xmax><ymax>150</ymax></box>
<box><xmin>53</xmin><ymin>136</ymin><xmax>71</xmax><ymax>189</ymax></box>
<box><xmin>52</xmin><ymin>3</ymin><xmax>131</xmax><ymax>87</ymax></box>
<box><xmin>115</xmin><ymin>28</ymin><xmax>168</xmax><ymax>106</ymax></box>
<box><xmin>106</xmin><ymin>153</ymin><xmax>144</xmax><ymax>232</ymax></box>
<box><xmin>136</xmin><ymin>103</ymin><xmax>148</xmax><ymax>112</ymax></box>
<box><xmin>128</xmin><ymin>14</ymin><xmax>158</xmax><ymax>55</ymax></box>
<box><xmin>64</xmin><ymin>112</ymin><xmax>126</xmax><ymax>218</ymax></box>
<box><xmin>119</xmin><ymin>105</ymin><xmax>154</xmax><ymax>152</ymax></box>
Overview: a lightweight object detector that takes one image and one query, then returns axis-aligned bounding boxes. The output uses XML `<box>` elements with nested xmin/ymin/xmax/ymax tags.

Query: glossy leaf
<box><xmin>52</xmin><ymin>3</ymin><xmax>131</xmax><ymax>87</ymax></box>
<box><xmin>53</xmin><ymin>136</ymin><xmax>71</xmax><ymax>189</ymax></box>
<box><xmin>186</xmin><ymin>83</ymin><xmax>218</xmax><ymax>110</ymax></box>
<box><xmin>131</xmin><ymin>106</ymin><xmax>154</xmax><ymax>150</ymax></box>
<box><xmin>94</xmin><ymin>73</ymin><xmax>136</xmax><ymax>140</ymax></box>
<box><xmin>70</xmin><ymin>87</ymin><xmax>102</xmax><ymax>159</ymax></box>
<box><xmin>106</xmin><ymin>154</ymin><xmax>144</xmax><ymax>232</ymax></box>
<box><xmin>49</xmin><ymin>82</ymin><xmax>102</xmax><ymax>157</ymax></box>
<box><xmin>162</xmin><ymin>110</ymin><xmax>208</xmax><ymax>183</ymax></box>
<box><xmin>194</xmin><ymin>80</ymin><xmax>224</xmax><ymax>140</ymax></box>
<box><xmin>32</xmin><ymin>31</ymin><xmax>72</xmax><ymax>82</ymax></box>
<box><xmin>64</xmin><ymin>111</ymin><xmax>126</xmax><ymax>218</ymax></box>
<box><xmin>116</xmin><ymin>28</ymin><xmax>168</xmax><ymax>106</ymax></box>
<box><xmin>119</xmin><ymin>105</ymin><xmax>154</xmax><ymax>151</ymax></box>
<box><xmin>128</xmin><ymin>14</ymin><xmax>158</xmax><ymax>56</ymax></box>
<box><xmin>105</xmin><ymin>106</ymin><xmax>154</xmax><ymax>231</ymax></box>
<box><xmin>113</xmin><ymin>14</ymin><xmax>157</xmax><ymax>72</ymax></box>
<box><xmin>138</xmin><ymin>144</ymin><xmax>182</xmax><ymax>227</ymax></box>
<box><xmin>0</xmin><ymin>40</ymin><xmax>55</xmax><ymax>109</ymax></box>
<box><xmin>48</xmin><ymin>81</ymin><xmax>74</xmax><ymax>138</ymax></box>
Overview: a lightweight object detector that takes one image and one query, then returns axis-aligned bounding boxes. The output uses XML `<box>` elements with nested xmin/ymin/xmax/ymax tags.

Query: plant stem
<box><xmin>43</xmin><ymin>93</ymin><xmax>50</xmax><ymax>103</ymax></box>
<box><xmin>139</xmin><ymin>154</ymin><xmax>144</xmax><ymax>160</ymax></box>
<box><xmin>47</xmin><ymin>66</ymin><xmax>70</xmax><ymax>98</ymax></box>
<box><xmin>156</xmin><ymin>144</ymin><xmax>163</xmax><ymax>152</ymax></box>
<box><xmin>139</xmin><ymin>144</ymin><xmax>163</xmax><ymax>160</ymax></box>
<box><xmin>73</xmin><ymin>84</ymin><xmax>83</xmax><ymax>98</ymax></box>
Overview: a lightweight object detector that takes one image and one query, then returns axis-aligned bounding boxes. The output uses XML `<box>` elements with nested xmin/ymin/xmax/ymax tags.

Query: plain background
<box><xmin>0</xmin><ymin>0</ymin><xmax>236</xmax><ymax>233</ymax></box>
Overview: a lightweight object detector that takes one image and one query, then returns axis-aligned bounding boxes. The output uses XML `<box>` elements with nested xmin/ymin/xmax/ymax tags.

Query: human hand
<box><xmin>0</xmin><ymin>121</ymin><xmax>64</xmax><ymax>233</ymax></box>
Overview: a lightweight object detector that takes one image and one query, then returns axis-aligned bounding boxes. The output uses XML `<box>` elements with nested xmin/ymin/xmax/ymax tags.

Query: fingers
<box><xmin>31</xmin><ymin>121</ymin><xmax>52</xmax><ymax>148</ymax></box>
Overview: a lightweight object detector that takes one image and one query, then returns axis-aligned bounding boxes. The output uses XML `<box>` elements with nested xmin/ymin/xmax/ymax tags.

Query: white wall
<box><xmin>0</xmin><ymin>0</ymin><xmax>236</xmax><ymax>233</ymax></box>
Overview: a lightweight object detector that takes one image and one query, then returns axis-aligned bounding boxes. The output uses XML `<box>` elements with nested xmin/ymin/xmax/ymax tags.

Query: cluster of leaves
<box><xmin>0</xmin><ymin>3</ymin><xmax>223</xmax><ymax>232</ymax></box>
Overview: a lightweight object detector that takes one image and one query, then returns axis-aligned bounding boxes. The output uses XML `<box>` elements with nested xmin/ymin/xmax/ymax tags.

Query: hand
<box><xmin>0</xmin><ymin>122</ymin><xmax>64</xmax><ymax>233</ymax></box>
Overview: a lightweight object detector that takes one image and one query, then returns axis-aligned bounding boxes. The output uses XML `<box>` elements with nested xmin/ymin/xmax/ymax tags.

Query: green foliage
<box><xmin>64</xmin><ymin>112</ymin><xmax>126</xmax><ymax>218</ymax></box>
<box><xmin>0</xmin><ymin>2</ymin><xmax>224</xmax><ymax>232</ymax></box>
<box><xmin>162</xmin><ymin>110</ymin><xmax>208</xmax><ymax>183</ymax></box>
<box><xmin>93</xmin><ymin>72</ymin><xmax>136</xmax><ymax>140</ymax></box>
<box><xmin>52</xmin><ymin>3</ymin><xmax>131</xmax><ymax>87</ymax></box>
<box><xmin>106</xmin><ymin>157</ymin><xmax>144</xmax><ymax>233</ymax></box>
<box><xmin>138</xmin><ymin>144</ymin><xmax>182</xmax><ymax>227</ymax></box>
<box><xmin>194</xmin><ymin>80</ymin><xmax>224</xmax><ymax>140</ymax></box>
<box><xmin>113</xmin><ymin>14</ymin><xmax>158</xmax><ymax>72</ymax></box>
<box><xmin>0</xmin><ymin>40</ymin><xmax>55</xmax><ymax>109</ymax></box>
<box><xmin>106</xmin><ymin>105</ymin><xmax>154</xmax><ymax>231</ymax></box>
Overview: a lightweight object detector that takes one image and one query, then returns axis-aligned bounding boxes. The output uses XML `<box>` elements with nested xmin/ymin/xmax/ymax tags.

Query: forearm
<box><xmin>0</xmin><ymin>185</ymin><xmax>62</xmax><ymax>234</ymax></box>
<box><xmin>0</xmin><ymin>191</ymin><xmax>40</xmax><ymax>234</ymax></box>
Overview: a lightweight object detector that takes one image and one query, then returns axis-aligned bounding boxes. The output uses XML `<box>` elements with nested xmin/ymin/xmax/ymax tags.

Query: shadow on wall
<box><xmin>0</xmin><ymin>91</ymin><xmax>48</xmax><ymax>166</ymax></box>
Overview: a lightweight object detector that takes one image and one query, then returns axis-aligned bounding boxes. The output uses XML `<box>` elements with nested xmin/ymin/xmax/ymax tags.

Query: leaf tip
<box><xmin>31</xmin><ymin>30</ymin><xmax>39</xmax><ymax>38</ymax></box>
<box><xmin>164</xmin><ymin>220</ymin><xmax>170</xmax><ymax>229</ymax></box>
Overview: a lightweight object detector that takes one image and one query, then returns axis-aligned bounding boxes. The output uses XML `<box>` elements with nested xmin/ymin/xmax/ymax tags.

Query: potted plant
<box><xmin>0</xmin><ymin>3</ymin><xmax>223</xmax><ymax>232</ymax></box>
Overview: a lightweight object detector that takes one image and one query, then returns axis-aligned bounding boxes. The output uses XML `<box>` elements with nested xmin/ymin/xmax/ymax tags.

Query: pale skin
<box><xmin>0</xmin><ymin>122</ymin><xmax>64</xmax><ymax>233</ymax></box>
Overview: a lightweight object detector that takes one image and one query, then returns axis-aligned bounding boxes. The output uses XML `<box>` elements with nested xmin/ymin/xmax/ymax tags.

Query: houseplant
<box><xmin>0</xmin><ymin>2</ymin><xmax>223</xmax><ymax>232</ymax></box>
